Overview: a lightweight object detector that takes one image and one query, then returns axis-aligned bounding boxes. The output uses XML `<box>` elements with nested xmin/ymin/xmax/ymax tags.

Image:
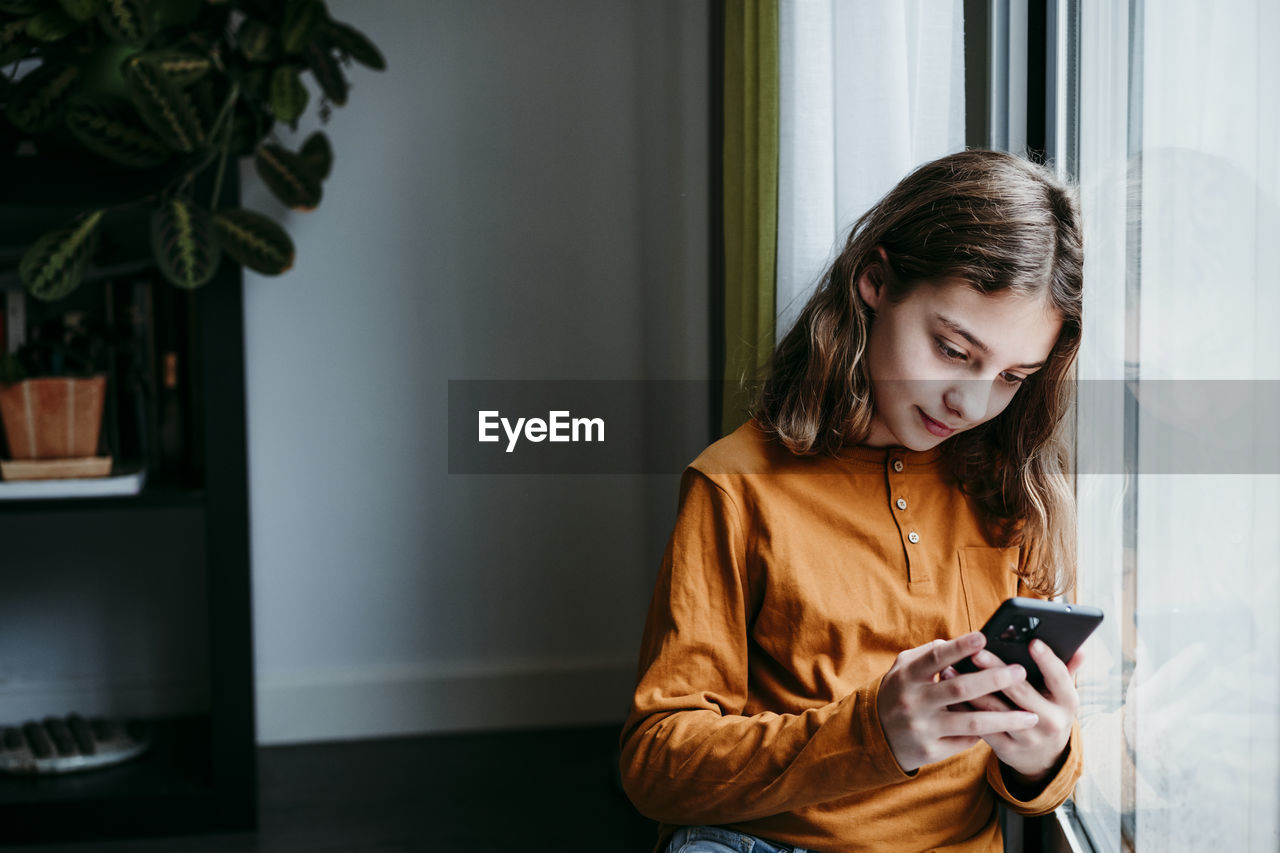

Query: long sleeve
<box><xmin>986</xmin><ymin>719</ymin><xmax>1083</xmax><ymax>816</ymax></box>
<box><xmin>618</xmin><ymin>469</ymin><xmax>913</xmax><ymax>825</ymax></box>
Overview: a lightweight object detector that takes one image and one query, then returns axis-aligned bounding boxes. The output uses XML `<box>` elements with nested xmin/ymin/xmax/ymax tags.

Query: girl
<box><xmin>619</xmin><ymin>149</ymin><xmax>1085</xmax><ymax>853</ymax></box>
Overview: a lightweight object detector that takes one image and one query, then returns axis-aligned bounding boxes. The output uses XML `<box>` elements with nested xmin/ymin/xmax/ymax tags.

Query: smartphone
<box><xmin>955</xmin><ymin>597</ymin><xmax>1104</xmax><ymax>690</ymax></box>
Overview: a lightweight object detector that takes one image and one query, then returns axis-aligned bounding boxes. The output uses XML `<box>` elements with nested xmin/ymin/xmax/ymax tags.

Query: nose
<box><xmin>943</xmin><ymin>381</ymin><xmax>991</xmax><ymax>424</ymax></box>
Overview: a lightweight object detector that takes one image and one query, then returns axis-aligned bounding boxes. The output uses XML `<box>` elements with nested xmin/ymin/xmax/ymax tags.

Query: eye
<box><xmin>936</xmin><ymin>339</ymin><xmax>966</xmax><ymax>361</ymax></box>
<box><xmin>1000</xmin><ymin>372</ymin><xmax>1027</xmax><ymax>386</ymax></box>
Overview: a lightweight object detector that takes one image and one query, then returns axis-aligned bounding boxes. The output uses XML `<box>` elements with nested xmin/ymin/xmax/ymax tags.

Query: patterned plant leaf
<box><xmin>268</xmin><ymin>64</ymin><xmax>307</xmax><ymax>123</ymax></box>
<box><xmin>19</xmin><ymin>210</ymin><xmax>104</xmax><ymax>302</ymax></box>
<box><xmin>304</xmin><ymin>40</ymin><xmax>345</xmax><ymax>105</ymax></box>
<box><xmin>188</xmin><ymin>75</ymin><xmax>216</xmax><ymax>133</ymax></box>
<box><xmin>281</xmin><ymin>0</ymin><xmax>322</xmax><ymax>54</ymax></box>
<box><xmin>124</xmin><ymin>54</ymin><xmax>205</xmax><ymax>152</ymax></box>
<box><xmin>136</xmin><ymin>49</ymin><xmax>211</xmax><ymax>87</ymax></box>
<box><xmin>25</xmin><ymin>6</ymin><xmax>80</xmax><ymax>41</ymax></box>
<box><xmin>65</xmin><ymin>94</ymin><xmax>170</xmax><ymax>167</ymax></box>
<box><xmin>5</xmin><ymin>62</ymin><xmax>79</xmax><ymax>134</ymax></box>
<box><xmin>299</xmin><ymin>129</ymin><xmax>331</xmax><ymax>179</ymax></box>
<box><xmin>151</xmin><ymin>198</ymin><xmax>221</xmax><ymax>289</ymax></box>
<box><xmin>98</xmin><ymin>0</ymin><xmax>154</xmax><ymax>47</ymax></box>
<box><xmin>254</xmin><ymin>142</ymin><xmax>321</xmax><ymax>211</ymax></box>
<box><xmin>57</xmin><ymin>0</ymin><xmax>104</xmax><ymax>22</ymax></box>
<box><xmin>323</xmin><ymin>19</ymin><xmax>384</xmax><ymax>71</ymax></box>
<box><xmin>236</xmin><ymin>17</ymin><xmax>276</xmax><ymax>62</ymax></box>
<box><xmin>213</xmin><ymin>208</ymin><xmax>295</xmax><ymax>275</ymax></box>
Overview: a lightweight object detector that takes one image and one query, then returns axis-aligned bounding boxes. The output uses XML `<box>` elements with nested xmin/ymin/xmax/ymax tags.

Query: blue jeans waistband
<box><xmin>666</xmin><ymin>825</ymin><xmax>813</xmax><ymax>853</ymax></box>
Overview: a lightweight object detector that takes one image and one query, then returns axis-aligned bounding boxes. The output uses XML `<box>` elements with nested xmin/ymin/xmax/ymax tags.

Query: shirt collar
<box><xmin>834</xmin><ymin>442</ymin><xmax>945</xmax><ymax>469</ymax></box>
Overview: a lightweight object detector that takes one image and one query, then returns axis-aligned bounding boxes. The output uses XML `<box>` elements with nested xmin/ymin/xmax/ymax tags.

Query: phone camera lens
<box><xmin>998</xmin><ymin>615</ymin><xmax>1040</xmax><ymax>643</ymax></box>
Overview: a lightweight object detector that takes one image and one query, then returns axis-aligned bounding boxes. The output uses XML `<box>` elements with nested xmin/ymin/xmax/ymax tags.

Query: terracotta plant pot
<box><xmin>0</xmin><ymin>376</ymin><xmax>107</xmax><ymax>460</ymax></box>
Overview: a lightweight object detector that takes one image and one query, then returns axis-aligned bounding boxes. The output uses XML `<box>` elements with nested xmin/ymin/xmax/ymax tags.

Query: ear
<box><xmin>856</xmin><ymin>245</ymin><xmax>890</xmax><ymax>312</ymax></box>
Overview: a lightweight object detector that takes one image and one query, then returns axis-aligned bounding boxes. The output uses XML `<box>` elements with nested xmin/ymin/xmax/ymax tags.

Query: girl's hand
<box><xmin>960</xmin><ymin>640</ymin><xmax>1083</xmax><ymax>785</ymax></box>
<box><xmin>877</xmin><ymin>632</ymin><xmax>1041</xmax><ymax>773</ymax></box>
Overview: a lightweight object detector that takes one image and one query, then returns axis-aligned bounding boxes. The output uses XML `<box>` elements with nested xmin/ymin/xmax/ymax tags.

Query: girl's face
<box><xmin>856</xmin><ymin>269</ymin><xmax>1063</xmax><ymax>450</ymax></box>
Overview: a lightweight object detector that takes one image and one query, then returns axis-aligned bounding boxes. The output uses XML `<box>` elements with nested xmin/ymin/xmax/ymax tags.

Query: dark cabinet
<box><xmin>0</xmin><ymin>157</ymin><xmax>256</xmax><ymax>843</ymax></box>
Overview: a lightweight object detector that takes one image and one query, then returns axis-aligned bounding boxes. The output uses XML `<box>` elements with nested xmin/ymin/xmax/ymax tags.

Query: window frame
<box><xmin>970</xmin><ymin>0</ymin><xmax>1096</xmax><ymax>848</ymax></box>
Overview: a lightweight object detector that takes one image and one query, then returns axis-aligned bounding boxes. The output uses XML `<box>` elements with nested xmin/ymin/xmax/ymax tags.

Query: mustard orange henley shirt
<box><xmin>620</xmin><ymin>419</ymin><xmax>1082</xmax><ymax>853</ymax></box>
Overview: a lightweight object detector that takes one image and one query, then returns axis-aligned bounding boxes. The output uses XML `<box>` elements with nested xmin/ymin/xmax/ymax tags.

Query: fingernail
<box><xmin>1009</xmin><ymin>665</ymin><xmax>1026</xmax><ymax>680</ymax></box>
<box><xmin>976</xmin><ymin>650</ymin><xmax>999</xmax><ymax>666</ymax></box>
<box><xmin>1031</xmin><ymin>639</ymin><xmax>1047</xmax><ymax>654</ymax></box>
<box><xmin>1022</xmin><ymin>713</ymin><xmax>1039</xmax><ymax>726</ymax></box>
<box><xmin>965</xmin><ymin>632</ymin><xmax>984</xmax><ymax>648</ymax></box>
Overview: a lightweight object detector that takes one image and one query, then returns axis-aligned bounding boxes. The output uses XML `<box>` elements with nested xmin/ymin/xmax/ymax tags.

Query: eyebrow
<box><xmin>936</xmin><ymin>314</ymin><xmax>1047</xmax><ymax>370</ymax></box>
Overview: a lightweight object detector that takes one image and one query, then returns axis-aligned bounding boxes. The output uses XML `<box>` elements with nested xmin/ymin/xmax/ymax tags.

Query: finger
<box><xmin>964</xmin><ymin>649</ymin><xmax>1051</xmax><ymax>713</ymax></box>
<box><xmin>931</xmin><ymin>662</ymin><xmax>1027</xmax><ymax>708</ymax></box>
<box><xmin>938</xmin><ymin>709</ymin><xmax>1039</xmax><ymax>738</ymax></box>
<box><xmin>942</xmin><ymin>671</ymin><xmax>975</xmax><ymax>712</ymax></box>
<box><xmin>981</xmin><ymin>731</ymin><xmax>1017</xmax><ymax>752</ymax></box>
<box><xmin>965</xmin><ymin>689</ymin><xmax>1012</xmax><ymax>713</ymax></box>
<box><xmin>948</xmin><ymin>683</ymin><xmax>1009</xmax><ymax>713</ymax></box>
<box><xmin>1031</xmin><ymin>640</ymin><xmax>1078</xmax><ymax>705</ymax></box>
<box><xmin>896</xmin><ymin>638</ymin><xmax>945</xmax><ymax>669</ymax></box>
<box><xmin>993</xmin><ymin>672</ymin><xmax>1053</xmax><ymax>715</ymax></box>
<box><xmin>967</xmin><ymin>648</ymin><xmax>1007</xmax><ymax>670</ymax></box>
<box><xmin>938</xmin><ymin>735</ymin><xmax>982</xmax><ymax>753</ymax></box>
<box><xmin>951</xmin><ymin>654</ymin><xmax>1014</xmax><ymax>713</ymax></box>
<box><xmin>1065</xmin><ymin>648</ymin><xmax>1086</xmax><ymax>678</ymax></box>
<box><xmin>908</xmin><ymin>632</ymin><xmax>986</xmax><ymax>680</ymax></box>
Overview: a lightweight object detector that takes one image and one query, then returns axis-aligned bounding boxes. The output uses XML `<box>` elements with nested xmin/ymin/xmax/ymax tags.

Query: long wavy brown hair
<box><xmin>751</xmin><ymin>149</ymin><xmax>1083</xmax><ymax>596</ymax></box>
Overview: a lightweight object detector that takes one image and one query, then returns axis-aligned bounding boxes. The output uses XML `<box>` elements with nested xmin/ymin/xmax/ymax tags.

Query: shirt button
<box><xmin>907</xmin><ymin>531</ymin><xmax>920</xmax><ymax>544</ymax></box>
<box><xmin>892</xmin><ymin>459</ymin><xmax>904</xmax><ymax>473</ymax></box>
<box><xmin>896</xmin><ymin>498</ymin><xmax>907</xmax><ymax>510</ymax></box>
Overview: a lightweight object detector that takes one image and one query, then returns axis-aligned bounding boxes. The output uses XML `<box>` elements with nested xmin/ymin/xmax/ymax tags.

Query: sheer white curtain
<box><xmin>776</xmin><ymin>0</ymin><xmax>965</xmax><ymax>334</ymax></box>
<box><xmin>1075</xmin><ymin>2</ymin><xmax>1280</xmax><ymax>850</ymax></box>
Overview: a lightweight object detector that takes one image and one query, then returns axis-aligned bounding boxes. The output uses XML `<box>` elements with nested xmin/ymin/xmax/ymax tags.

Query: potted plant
<box><xmin>0</xmin><ymin>0</ymin><xmax>386</xmax><ymax>300</ymax></box>
<box><xmin>0</xmin><ymin>310</ymin><xmax>115</xmax><ymax>479</ymax></box>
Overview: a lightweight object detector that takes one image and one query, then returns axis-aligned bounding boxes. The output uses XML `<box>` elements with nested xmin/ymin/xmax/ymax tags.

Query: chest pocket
<box><xmin>957</xmin><ymin>546</ymin><xmax>1022</xmax><ymax>631</ymax></box>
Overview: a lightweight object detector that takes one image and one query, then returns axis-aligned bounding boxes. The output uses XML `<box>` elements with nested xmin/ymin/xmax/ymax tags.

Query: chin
<box><xmin>903</xmin><ymin>434</ymin><xmax>944</xmax><ymax>451</ymax></box>
<box><xmin>895</xmin><ymin>412</ymin><xmax>954</xmax><ymax>450</ymax></box>
<box><xmin>885</xmin><ymin>422</ymin><xmax>935</xmax><ymax>451</ymax></box>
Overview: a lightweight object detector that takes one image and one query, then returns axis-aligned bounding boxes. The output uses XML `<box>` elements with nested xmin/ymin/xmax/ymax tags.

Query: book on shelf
<box><xmin>0</xmin><ymin>466</ymin><xmax>146</xmax><ymax>500</ymax></box>
<box><xmin>149</xmin><ymin>279</ymin><xmax>194</xmax><ymax>480</ymax></box>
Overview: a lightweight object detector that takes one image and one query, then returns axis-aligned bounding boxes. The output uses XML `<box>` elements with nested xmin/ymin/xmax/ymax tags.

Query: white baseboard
<box><xmin>254</xmin><ymin>656</ymin><xmax>638</xmax><ymax>745</ymax></box>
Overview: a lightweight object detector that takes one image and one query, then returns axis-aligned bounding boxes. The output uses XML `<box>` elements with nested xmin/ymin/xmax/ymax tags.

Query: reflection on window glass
<box><xmin>1075</xmin><ymin>2</ymin><xmax>1280</xmax><ymax>851</ymax></box>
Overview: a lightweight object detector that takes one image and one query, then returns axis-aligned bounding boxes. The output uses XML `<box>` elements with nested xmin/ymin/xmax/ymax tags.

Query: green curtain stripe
<box><xmin>754</xmin><ymin>0</ymin><xmax>777</xmax><ymax>376</ymax></box>
<box><xmin>720</xmin><ymin>0</ymin><xmax>778</xmax><ymax>437</ymax></box>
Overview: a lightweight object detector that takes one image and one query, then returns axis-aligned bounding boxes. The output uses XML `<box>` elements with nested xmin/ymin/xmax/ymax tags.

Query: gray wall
<box><xmin>241</xmin><ymin>0</ymin><xmax>710</xmax><ymax>743</ymax></box>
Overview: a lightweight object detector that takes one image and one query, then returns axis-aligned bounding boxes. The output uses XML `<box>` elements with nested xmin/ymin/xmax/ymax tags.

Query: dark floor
<box><xmin>3</xmin><ymin>724</ymin><xmax>660</xmax><ymax>853</ymax></box>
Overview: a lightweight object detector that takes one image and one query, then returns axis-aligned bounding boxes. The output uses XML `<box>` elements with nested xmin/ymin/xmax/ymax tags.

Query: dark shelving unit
<box><xmin>0</xmin><ymin>155</ymin><xmax>257</xmax><ymax>843</ymax></box>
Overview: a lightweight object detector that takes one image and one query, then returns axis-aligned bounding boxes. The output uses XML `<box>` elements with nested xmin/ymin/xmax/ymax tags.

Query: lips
<box><xmin>918</xmin><ymin>407</ymin><xmax>955</xmax><ymax>437</ymax></box>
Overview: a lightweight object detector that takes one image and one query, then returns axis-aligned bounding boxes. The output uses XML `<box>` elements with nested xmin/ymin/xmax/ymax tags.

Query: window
<box><xmin>1073</xmin><ymin>1</ymin><xmax>1280</xmax><ymax>849</ymax></box>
